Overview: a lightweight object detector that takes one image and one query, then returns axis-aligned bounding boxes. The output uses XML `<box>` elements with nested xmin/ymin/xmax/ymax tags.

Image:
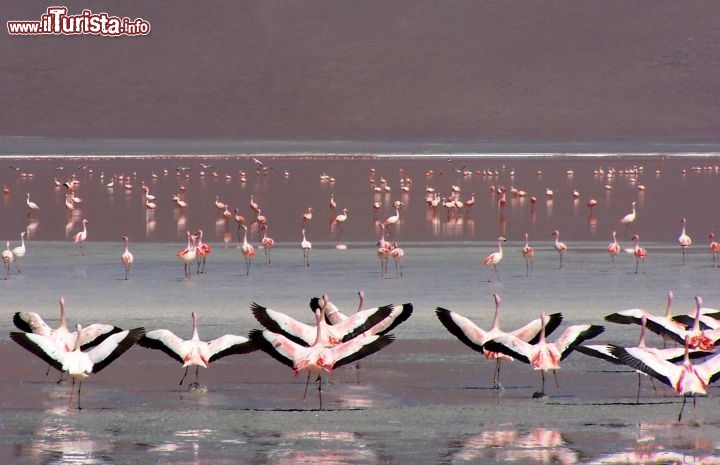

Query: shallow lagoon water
<box><xmin>2</xmin><ymin>154</ymin><xmax>720</xmax><ymax>463</ymax></box>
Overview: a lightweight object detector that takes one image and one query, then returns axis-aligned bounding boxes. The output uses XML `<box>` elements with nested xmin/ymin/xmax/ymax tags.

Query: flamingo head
<box><xmin>632</xmin><ymin>234</ymin><xmax>640</xmax><ymax>242</ymax></box>
<box><xmin>498</xmin><ymin>236</ymin><xmax>506</xmax><ymax>242</ymax></box>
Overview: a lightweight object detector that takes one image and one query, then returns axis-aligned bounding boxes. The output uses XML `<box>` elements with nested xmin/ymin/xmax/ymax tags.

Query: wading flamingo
<box><xmin>710</xmin><ymin>231</ymin><xmax>720</xmax><ymax>267</ymax></box>
<box><xmin>10</xmin><ymin>325</ymin><xmax>145</xmax><ymax>410</ymax></box>
<box><xmin>176</xmin><ymin>231</ymin><xmax>197</xmax><ymax>279</ymax></box>
<box><xmin>249</xmin><ymin>309</ymin><xmax>394</xmax><ymax>409</ymax></box>
<box><xmin>482</xmin><ymin>236</ymin><xmax>506</xmax><ymax>281</ymax></box>
<box><xmin>551</xmin><ymin>230</ymin><xmax>567</xmax><ymax>269</ymax></box>
<box><xmin>301</xmin><ymin>228</ymin><xmax>312</xmax><ymax>267</ymax></box>
<box><xmin>483</xmin><ymin>313</ymin><xmax>604</xmax><ymax>397</ymax></box>
<box><xmin>625</xmin><ymin>234</ymin><xmax>647</xmax><ymax>274</ymax></box>
<box><xmin>11</xmin><ymin>232</ymin><xmax>26</xmax><ymax>274</ymax></box>
<box><xmin>522</xmin><ymin>233</ymin><xmax>534</xmax><ymax>277</ymax></box>
<box><xmin>121</xmin><ymin>236</ymin><xmax>133</xmax><ymax>280</ymax></box>
<box><xmin>239</xmin><ymin>225</ymin><xmax>255</xmax><ymax>276</ymax></box>
<box><xmin>436</xmin><ymin>294</ymin><xmax>563</xmax><ymax>389</ymax></box>
<box><xmin>2</xmin><ymin>241</ymin><xmax>13</xmax><ymax>279</ymax></box>
<box><xmin>678</xmin><ymin>218</ymin><xmax>692</xmax><ymax>265</ymax></box>
<box><xmin>26</xmin><ymin>192</ymin><xmax>40</xmax><ymax>216</ymax></box>
<box><xmin>194</xmin><ymin>229</ymin><xmax>212</xmax><ymax>274</ymax></box>
<box><xmin>607</xmin><ymin>231</ymin><xmax>620</xmax><ymax>264</ymax></box>
<box><xmin>260</xmin><ymin>225</ymin><xmax>275</xmax><ymax>265</ymax></box>
<box><xmin>137</xmin><ymin>312</ymin><xmax>256</xmax><ymax>388</ymax></box>
<box><xmin>611</xmin><ymin>336</ymin><xmax>720</xmax><ymax>421</ymax></box>
<box><xmin>390</xmin><ymin>241</ymin><xmax>404</xmax><ymax>278</ymax></box>
<box><xmin>73</xmin><ymin>219</ymin><xmax>89</xmax><ymax>255</ymax></box>
<box><xmin>620</xmin><ymin>201</ymin><xmax>637</xmax><ymax>229</ymax></box>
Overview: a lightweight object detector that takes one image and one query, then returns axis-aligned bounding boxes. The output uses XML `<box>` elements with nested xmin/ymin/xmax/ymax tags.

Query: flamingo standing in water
<box><xmin>551</xmin><ymin>230</ymin><xmax>567</xmax><ymax>269</ymax></box>
<box><xmin>2</xmin><ymin>241</ymin><xmax>13</xmax><ymax>279</ymax></box>
<box><xmin>194</xmin><ymin>229</ymin><xmax>212</xmax><ymax>274</ymax></box>
<box><xmin>176</xmin><ymin>231</ymin><xmax>197</xmax><ymax>279</ymax></box>
<box><xmin>625</xmin><ymin>234</ymin><xmax>647</xmax><ymax>274</ymax></box>
<box><xmin>302</xmin><ymin>207</ymin><xmax>313</xmax><ymax>228</ymax></box>
<box><xmin>11</xmin><ymin>231</ymin><xmax>26</xmax><ymax>274</ymax></box>
<box><xmin>301</xmin><ymin>228</ymin><xmax>312</xmax><ymax>267</ymax></box>
<box><xmin>678</xmin><ymin>218</ymin><xmax>692</xmax><ymax>265</ymax></box>
<box><xmin>390</xmin><ymin>241</ymin><xmax>404</xmax><ymax>278</ymax></box>
<box><xmin>484</xmin><ymin>312</ymin><xmax>604</xmax><ymax>397</ymax></box>
<box><xmin>522</xmin><ymin>233</ymin><xmax>534</xmax><ymax>277</ymax></box>
<box><xmin>482</xmin><ymin>236</ymin><xmax>506</xmax><ymax>281</ymax></box>
<box><xmin>607</xmin><ymin>231</ymin><xmax>620</xmax><ymax>264</ymax></box>
<box><xmin>620</xmin><ymin>201</ymin><xmax>637</xmax><ymax>233</ymax></box>
<box><xmin>10</xmin><ymin>325</ymin><xmax>145</xmax><ymax>410</ymax></box>
<box><xmin>137</xmin><ymin>312</ymin><xmax>256</xmax><ymax>388</ymax></box>
<box><xmin>260</xmin><ymin>225</ymin><xmax>275</xmax><ymax>265</ymax></box>
<box><xmin>709</xmin><ymin>231</ymin><xmax>720</xmax><ymax>267</ymax></box>
<box><xmin>249</xmin><ymin>308</ymin><xmax>394</xmax><ymax>409</ymax></box>
<box><xmin>121</xmin><ymin>236</ymin><xmax>133</xmax><ymax>280</ymax></box>
<box><xmin>611</xmin><ymin>336</ymin><xmax>720</xmax><ymax>421</ymax></box>
<box><xmin>239</xmin><ymin>224</ymin><xmax>255</xmax><ymax>275</ymax></box>
<box><xmin>26</xmin><ymin>193</ymin><xmax>40</xmax><ymax>216</ymax></box>
<box><xmin>73</xmin><ymin>219</ymin><xmax>89</xmax><ymax>255</ymax></box>
<box><xmin>436</xmin><ymin>294</ymin><xmax>563</xmax><ymax>389</ymax></box>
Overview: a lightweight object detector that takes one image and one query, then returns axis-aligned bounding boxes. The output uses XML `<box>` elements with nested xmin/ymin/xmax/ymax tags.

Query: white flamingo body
<box><xmin>138</xmin><ymin>312</ymin><xmax>256</xmax><ymax>386</ymax></box>
<box><xmin>11</xmin><ymin>231</ymin><xmax>26</xmax><ymax>273</ymax></box>
<box><xmin>2</xmin><ymin>241</ymin><xmax>13</xmax><ymax>279</ymax></box>
<box><xmin>177</xmin><ymin>231</ymin><xmax>197</xmax><ymax>278</ymax></box>
<box><xmin>522</xmin><ymin>233</ymin><xmax>534</xmax><ymax>276</ymax></box>
<box><xmin>620</xmin><ymin>201</ymin><xmax>637</xmax><ymax>227</ymax></box>
<box><xmin>678</xmin><ymin>218</ymin><xmax>692</xmax><ymax>264</ymax></box>
<box><xmin>25</xmin><ymin>192</ymin><xmax>39</xmax><ymax>216</ymax></box>
<box><xmin>301</xmin><ymin>228</ymin><xmax>312</xmax><ymax>266</ymax></box>
<box><xmin>73</xmin><ymin>219</ymin><xmax>89</xmax><ymax>255</ymax></box>
<box><xmin>121</xmin><ymin>236</ymin><xmax>133</xmax><ymax>280</ymax></box>
<box><xmin>551</xmin><ymin>230</ymin><xmax>567</xmax><ymax>269</ymax></box>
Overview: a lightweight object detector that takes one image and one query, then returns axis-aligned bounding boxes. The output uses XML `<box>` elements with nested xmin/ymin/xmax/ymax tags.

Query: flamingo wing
<box><xmin>88</xmin><ymin>327</ymin><xmax>145</xmax><ymax>373</ymax></box>
<box><xmin>641</xmin><ymin>316</ymin><xmax>685</xmax><ymax>345</ymax></box>
<box><xmin>610</xmin><ymin>345</ymin><xmax>676</xmax><ymax>388</ymax></box>
<box><xmin>482</xmin><ymin>334</ymin><xmax>533</xmax><ymax>364</ymax></box>
<box><xmin>333</xmin><ymin>304</ymin><xmax>397</xmax><ymax>341</ymax></box>
<box><xmin>575</xmin><ymin>344</ymin><xmax>622</xmax><ymax>365</ymax></box>
<box><xmin>366</xmin><ymin>303</ymin><xmax>414</xmax><ymax>336</ymax></box>
<box><xmin>330</xmin><ymin>334</ymin><xmax>395</xmax><ymax>370</ymax></box>
<box><xmin>77</xmin><ymin>324</ymin><xmax>124</xmax><ymax>350</ymax></box>
<box><xmin>250</xmin><ymin>303</ymin><xmax>315</xmax><ymax>346</ymax></box>
<box><xmin>555</xmin><ymin>324</ymin><xmax>604</xmax><ymax>360</ymax></box>
<box><xmin>13</xmin><ymin>311</ymin><xmax>52</xmax><ymax>335</ymax></box>
<box><xmin>9</xmin><ymin>332</ymin><xmax>65</xmax><ymax>372</ymax></box>
<box><xmin>696</xmin><ymin>352</ymin><xmax>720</xmax><ymax>385</ymax></box>
<box><xmin>604</xmin><ymin>309</ymin><xmax>648</xmax><ymax>325</ymax></box>
<box><xmin>435</xmin><ymin>307</ymin><xmax>486</xmax><ymax>353</ymax></box>
<box><xmin>137</xmin><ymin>329</ymin><xmax>187</xmax><ymax>364</ymax></box>
<box><xmin>207</xmin><ymin>335</ymin><xmax>257</xmax><ymax>362</ymax></box>
<box><xmin>248</xmin><ymin>329</ymin><xmax>302</xmax><ymax>369</ymax></box>
<box><xmin>512</xmin><ymin>312</ymin><xmax>563</xmax><ymax>344</ymax></box>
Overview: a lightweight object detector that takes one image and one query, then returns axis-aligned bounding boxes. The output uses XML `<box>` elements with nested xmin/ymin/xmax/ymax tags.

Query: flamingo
<box><xmin>329</xmin><ymin>193</ymin><xmax>337</xmax><ymax>210</ymax></box>
<box><xmin>522</xmin><ymin>233</ymin><xmax>534</xmax><ymax>276</ymax></box>
<box><xmin>607</xmin><ymin>231</ymin><xmax>620</xmax><ymax>264</ymax></box>
<box><xmin>483</xmin><ymin>313</ymin><xmax>604</xmax><ymax>397</ymax></box>
<box><xmin>301</xmin><ymin>228</ymin><xmax>312</xmax><ymax>267</ymax></box>
<box><xmin>482</xmin><ymin>236</ymin><xmax>506</xmax><ymax>281</ymax></box>
<box><xmin>251</xmin><ymin>295</ymin><xmax>399</xmax><ymax>348</ymax></box>
<box><xmin>73</xmin><ymin>219</ymin><xmax>89</xmax><ymax>255</ymax></box>
<box><xmin>137</xmin><ymin>312</ymin><xmax>256</xmax><ymax>388</ymax></box>
<box><xmin>194</xmin><ymin>229</ymin><xmax>212</xmax><ymax>274</ymax></box>
<box><xmin>625</xmin><ymin>234</ymin><xmax>647</xmax><ymax>273</ymax></box>
<box><xmin>238</xmin><ymin>224</ymin><xmax>255</xmax><ymax>275</ymax></box>
<box><xmin>302</xmin><ymin>207</ymin><xmax>313</xmax><ymax>227</ymax></box>
<box><xmin>312</xmin><ymin>293</ymin><xmax>414</xmax><ymax>336</ymax></box>
<box><xmin>464</xmin><ymin>193</ymin><xmax>476</xmax><ymax>214</ymax></box>
<box><xmin>577</xmin><ymin>314</ymin><xmax>713</xmax><ymax>404</ymax></box>
<box><xmin>260</xmin><ymin>225</ymin><xmax>275</xmax><ymax>265</ymax></box>
<box><xmin>376</xmin><ymin>224</ymin><xmax>391</xmax><ymax>276</ymax></box>
<box><xmin>11</xmin><ymin>231</ymin><xmax>26</xmax><ymax>274</ymax></box>
<box><xmin>605</xmin><ymin>290</ymin><xmax>685</xmax><ymax>348</ymax></box>
<box><xmin>10</xmin><ymin>325</ymin><xmax>145</xmax><ymax>410</ymax></box>
<box><xmin>611</xmin><ymin>336</ymin><xmax>720</xmax><ymax>421</ymax></box>
<box><xmin>436</xmin><ymin>294</ymin><xmax>563</xmax><ymax>389</ymax></box>
<box><xmin>249</xmin><ymin>194</ymin><xmax>260</xmax><ymax>213</ymax></box>
<box><xmin>214</xmin><ymin>194</ymin><xmax>226</xmax><ymax>212</ymax></box>
<box><xmin>2</xmin><ymin>241</ymin><xmax>13</xmax><ymax>279</ymax></box>
<box><xmin>709</xmin><ymin>231</ymin><xmax>720</xmax><ymax>267</ymax></box>
<box><xmin>25</xmin><ymin>192</ymin><xmax>39</xmax><ymax>216</ymax></box>
<box><xmin>383</xmin><ymin>206</ymin><xmax>401</xmax><ymax>228</ymax></box>
<box><xmin>121</xmin><ymin>236</ymin><xmax>133</xmax><ymax>280</ymax></box>
<box><xmin>176</xmin><ymin>231</ymin><xmax>197</xmax><ymax>279</ymax></box>
<box><xmin>636</xmin><ymin>296</ymin><xmax>720</xmax><ymax>350</ymax></box>
<box><xmin>332</xmin><ymin>208</ymin><xmax>349</xmax><ymax>240</ymax></box>
<box><xmin>620</xmin><ymin>201</ymin><xmax>637</xmax><ymax>231</ymax></box>
<box><xmin>249</xmin><ymin>309</ymin><xmax>394</xmax><ymax>409</ymax></box>
<box><xmin>390</xmin><ymin>241</ymin><xmax>404</xmax><ymax>278</ymax></box>
<box><xmin>678</xmin><ymin>218</ymin><xmax>692</xmax><ymax>265</ymax></box>
<box><xmin>551</xmin><ymin>230</ymin><xmax>567</xmax><ymax>269</ymax></box>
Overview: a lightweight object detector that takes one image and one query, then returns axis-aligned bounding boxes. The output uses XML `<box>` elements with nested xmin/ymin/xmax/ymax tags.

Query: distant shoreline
<box><xmin>2</xmin><ymin>136</ymin><xmax>720</xmax><ymax>157</ymax></box>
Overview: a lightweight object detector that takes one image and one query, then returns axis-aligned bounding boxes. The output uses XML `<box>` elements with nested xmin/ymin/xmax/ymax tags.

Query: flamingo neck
<box><xmin>191</xmin><ymin>313</ymin><xmax>200</xmax><ymax>340</ymax></box>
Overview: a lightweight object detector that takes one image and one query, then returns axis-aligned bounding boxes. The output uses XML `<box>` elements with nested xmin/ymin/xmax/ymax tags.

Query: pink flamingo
<box><xmin>11</xmin><ymin>325</ymin><xmax>145</xmax><ymax>410</ymax></box>
<box><xmin>260</xmin><ymin>225</ymin><xmax>275</xmax><ymax>265</ymax></box>
<box><xmin>376</xmin><ymin>224</ymin><xmax>391</xmax><ymax>276</ymax></box>
<box><xmin>1</xmin><ymin>241</ymin><xmax>12</xmax><ymax>279</ymax></box>
<box><xmin>625</xmin><ymin>234</ymin><xmax>647</xmax><ymax>273</ymax></box>
<box><xmin>73</xmin><ymin>219</ymin><xmax>89</xmax><ymax>255</ymax></box>
<box><xmin>390</xmin><ymin>241</ymin><xmax>404</xmax><ymax>278</ymax></box>
<box><xmin>239</xmin><ymin>224</ymin><xmax>255</xmax><ymax>275</ymax></box>
<box><xmin>678</xmin><ymin>218</ymin><xmax>692</xmax><ymax>265</ymax></box>
<box><xmin>607</xmin><ymin>231</ymin><xmax>620</xmax><ymax>264</ymax></box>
<box><xmin>121</xmin><ymin>236</ymin><xmax>133</xmax><ymax>280</ymax></box>
<box><xmin>249</xmin><ymin>308</ymin><xmax>394</xmax><ymax>409</ymax></box>
<box><xmin>482</xmin><ymin>236</ymin><xmax>506</xmax><ymax>281</ymax></box>
<box><xmin>522</xmin><ymin>233</ymin><xmax>534</xmax><ymax>276</ymax></box>
<box><xmin>194</xmin><ymin>229</ymin><xmax>212</xmax><ymax>273</ymax></box>
<box><xmin>313</xmin><ymin>293</ymin><xmax>413</xmax><ymax>337</ymax></box>
<box><xmin>137</xmin><ymin>311</ymin><xmax>256</xmax><ymax>387</ymax></box>
<box><xmin>551</xmin><ymin>230</ymin><xmax>567</xmax><ymax>269</ymax></box>
<box><xmin>605</xmin><ymin>290</ymin><xmax>685</xmax><ymax>348</ymax></box>
<box><xmin>436</xmin><ymin>294</ymin><xmax>563</xmax><ymax>389</ymax></box>
<box><xmin>611</xmin><ymin>335</ymin><xmax>720</xmax><ymax>421</ymax></box>
<box><xmin>11</xmin><ymin>231</ymin><xmax>26</xmax><ymax>274</ymax></box>
<box><xmin>638</xmin><ymin>296</ymin><xmax>720</xmax><ymax>351</ymax></box>
<box><xmin>25</xmin><ymin>192</ymin><xmax>40</xmax><ymax>216</ymax></box>
<box><xmin>710</xmin><ymin>231</ymin><xmax>720</xmax><ymax>267</ymax></box>
<box><xmin>484</xmin><ymin>313</ymin><xmax>604</xmax><ymax>397</ymax></box>
<box><xmin>176</xmin><ymin>231</ymin><xmax>197</xmax><ymax>279</ymax></box>
<box><xmin>302</xmin><ymin>207</ymin><xmax>313</xmax><ymax>227</ymax></box>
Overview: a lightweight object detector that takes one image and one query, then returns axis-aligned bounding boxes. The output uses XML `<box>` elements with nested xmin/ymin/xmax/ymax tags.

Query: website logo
<box><xmin>8</xmin><ymin>7</ymin><xmax>151</xmax><ymax>36</ymax></box>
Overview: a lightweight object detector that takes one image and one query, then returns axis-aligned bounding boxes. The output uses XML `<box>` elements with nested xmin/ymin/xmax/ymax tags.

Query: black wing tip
<box><xmin>12</xmin><ymin>313</ymin><xmax>33</xmax><ymax>332</ymax></box>
<box><xmin>309</xmin><ymin>297</ymin><xmax>321</xmax><ymax>311</ymax></box>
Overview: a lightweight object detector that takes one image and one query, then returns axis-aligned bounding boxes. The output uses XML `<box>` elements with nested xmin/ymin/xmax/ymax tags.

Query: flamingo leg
<box><xmin>678</xmin><ymin>396</ymin><xmax>688</xmax><ymax>422</ymax></box>
<box><xmin>491</xmin><ymin>359</ymin><xmax>503</xmax><ymax>389</ymax></box>
<box><xmin>302</xmin><ymin>371</ymin><xmax>311</xmax><ymax>400</ymax></box>
<box><xmin>636</xmin><ymin>373</ymin><xmax>642</xmax><ymax>404</ymax></box>
<box><xmin>77</xmin><ymin>382</ymin><xmax>83</xmax><ymax>410</ymax></box>
<box><xmin>552</xmin><ymin>369</ymin><xmax>560</xmax><ymax>391</ymax></box>
<box><xmin>68</xmin><ymin>378</ymin><xmax>76</xmax><ymax>411</ymax></box>
<box><xmin>317</xmin><ymin>375</ymin><xmax>323</xmax><ymax>410</ymax></box>
<box><xmin>179</xmin><ymin>367</ymin><xmax>189</xmax><ymax>385</ymax></box>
